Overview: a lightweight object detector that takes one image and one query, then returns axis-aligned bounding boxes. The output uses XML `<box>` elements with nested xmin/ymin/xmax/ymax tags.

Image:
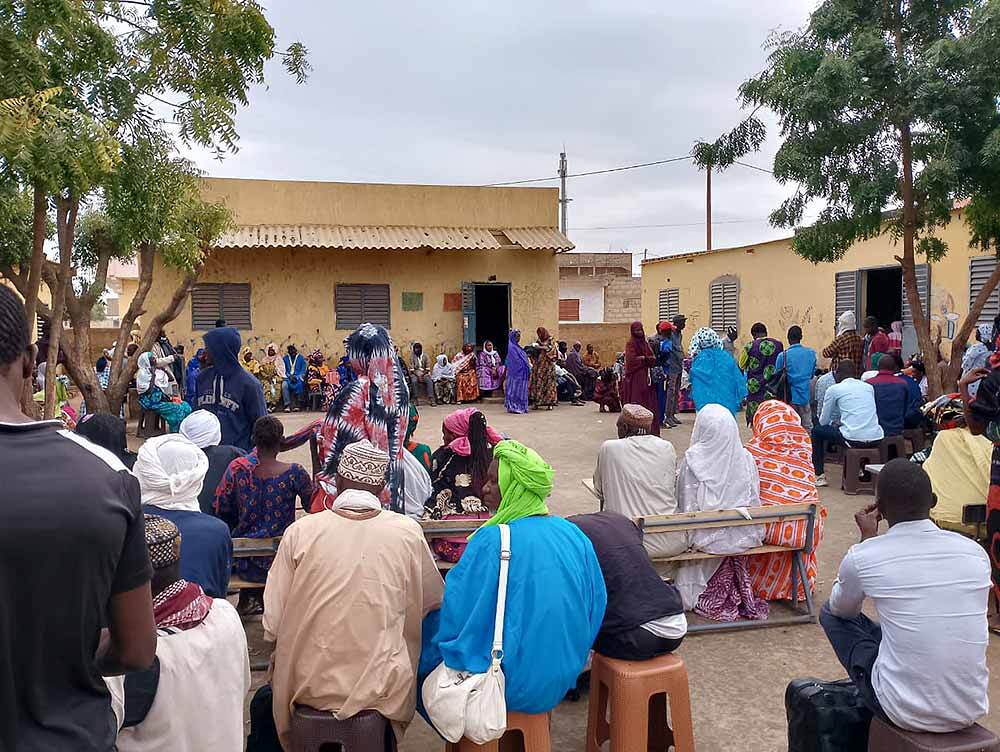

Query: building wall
<box><xmin>146</xmin><ymin>247</ymin><xmax>559</xmax><ymax>359</ymax></box>
<box><xmin>201</xmin><ymin>178</ymin><xmax>559</xmax><ymax>228</ymax></box>
<box><xmin>640</xmin><ymin>209</ymin><xmax>982</xmax><ymax>361</ymax></box>
<box><xmin>604</xmin><ymin>276</ymin><xmax>642</xmax><ymax>324</ymax></box>
<box><xmin>559</xmin><ymin>322</ymin><xmax>631</xmax><ymax>363</ymax></box>
<box><xmin>558</xmin><ymin>279</ymin><xmax>605</xmax><ymax>323</ymax></box>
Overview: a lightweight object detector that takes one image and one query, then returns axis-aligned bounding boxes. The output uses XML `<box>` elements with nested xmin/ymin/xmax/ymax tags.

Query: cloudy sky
<box><xmin>186</xmin><ymin>0</ymin><xmax>819</xmax><ymax>265</ymax></box>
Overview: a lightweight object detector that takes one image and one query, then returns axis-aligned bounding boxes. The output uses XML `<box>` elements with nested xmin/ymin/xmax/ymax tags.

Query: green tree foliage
<box><xmin>694</xmin><ymin>0</ymin><xmax>1000</xmax><ymax>395</ymax></box>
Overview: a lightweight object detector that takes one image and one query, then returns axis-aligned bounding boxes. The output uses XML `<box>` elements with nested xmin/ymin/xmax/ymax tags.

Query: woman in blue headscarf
<box><xmin>689</xmin><ymin>327</ymin><xmax>747</xmax><ymax>417</ymax></box>
<box><xmin>504</xmin><ymin>329</ymin><xmax>530</xmax><ymax>414</ymax></box>
<box><xmin>185</xmin><ymin>348</ymin><xmax>204</xmax><ymax>408</ymax></box>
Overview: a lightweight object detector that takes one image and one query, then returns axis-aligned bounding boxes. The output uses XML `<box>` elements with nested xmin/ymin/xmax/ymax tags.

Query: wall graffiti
<box><xmin>930</xmin><ymin>285</ymin><xmax>959</xmax><ymax>342</ymax></box>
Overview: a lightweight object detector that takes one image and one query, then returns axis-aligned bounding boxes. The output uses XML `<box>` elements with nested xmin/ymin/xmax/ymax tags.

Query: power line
<box><xmin>572</xmin><ymin>218</ymin><xmax>769</xmax><ymax>231</ymax></box>
<box><xmin>482</xmin><ymin>155</ymin><xmax>694</xmax><ymax>186</ymax></box>
<box><xmin>735</xmin><ymin>160</ymin><xmax>773</xmax><ymax>174</ymax></box>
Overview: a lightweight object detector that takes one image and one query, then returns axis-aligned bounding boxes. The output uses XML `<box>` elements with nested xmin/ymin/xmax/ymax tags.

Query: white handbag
<box><xmin>422</xmin><ymin>523</ymin><xmax>511</xmax><ymax>744</ymax></box>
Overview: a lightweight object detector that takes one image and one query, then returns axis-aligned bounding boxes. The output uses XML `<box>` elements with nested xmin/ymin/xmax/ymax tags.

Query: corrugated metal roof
<box><xmin>215</xmin><ymin>225</ymin><xmax>573</xmax><ymax>251</ymax></box>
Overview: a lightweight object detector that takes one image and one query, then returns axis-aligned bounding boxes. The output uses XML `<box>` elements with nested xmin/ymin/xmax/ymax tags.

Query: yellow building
<box><xmin>145</xmin><ymin>178</ymin><xmax>572</xmax><ymax>359</ymax></box>
<box><xmin>641</xmin><ymin>206</ymin><xmax>997</xmax><ymax>361</ymax></box>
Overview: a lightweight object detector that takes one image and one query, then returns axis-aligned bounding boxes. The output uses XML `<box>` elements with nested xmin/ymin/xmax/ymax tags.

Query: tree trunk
<box><xmin>19</xmin><ymin>186</ymin><xmax>48</xmax><ymax>416</ymax></box>
<box><xmin>43</xmin><ymin>196</ymin><xmax>77</xmax><ymax>420</ymax></box>
<box><xmin>60</xmin><ymin>307</ymin><xmax>109</xmax><ymax>415</ymax></box>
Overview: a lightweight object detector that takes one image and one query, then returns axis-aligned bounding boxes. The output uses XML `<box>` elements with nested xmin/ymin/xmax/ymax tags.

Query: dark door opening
<box><xmin>863</xmin><ymin>267</ymin><xmax>902</xmax><ymax>331</ymax></box>
<box><xmin>473</xmin><ymin>283</ymin><xmax>511</xmax><ymax>360</ymax></box>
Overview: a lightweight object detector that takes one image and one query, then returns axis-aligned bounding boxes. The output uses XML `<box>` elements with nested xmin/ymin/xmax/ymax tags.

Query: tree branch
<box><xmin>108</xmin><ymin>242</ymin><xmax>154</xmax><ymax>385</ymax></box>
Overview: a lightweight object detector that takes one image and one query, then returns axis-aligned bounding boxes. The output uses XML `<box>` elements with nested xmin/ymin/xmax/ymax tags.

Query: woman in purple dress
<box><xmin>504</xmin><ymin>329</ymin><xmax>530</xmax><ymax>414</ymax></box>
<box><xmin>476</xmin><ymin>340</ymin><xmax>503</xmax><ymax>394</ymax></box>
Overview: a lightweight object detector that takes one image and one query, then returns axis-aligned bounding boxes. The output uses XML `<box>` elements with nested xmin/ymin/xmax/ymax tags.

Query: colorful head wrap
<box><xmin>478</xmin><ymin>439</ymin><xmax>552</xmax><ymax>532</ymax></box>
<box><xmin>443</xmin><ymin>407</ymin><xmax>504</xmax><ymax>457</ymax></box>
<box><xmin>688</xmin><ymin>326</ymin><xmax>723</xmax><ymax>358</ymax></box>
<box><xmin>308</xmin><ymin>348</ymin><xmax>325</xmax><ymax>366</ymax></box>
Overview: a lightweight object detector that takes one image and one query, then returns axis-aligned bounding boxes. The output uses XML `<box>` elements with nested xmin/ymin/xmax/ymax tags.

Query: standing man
<box><xmin>0</xmin><ymin>285</ymin><xmax>156</xmax><ymax>750</ymax></box>
<box><xmin>408</xmin><ymin>342</ymin><xmax>435</xmax><ymax>406</ymax></box>
<box><xmin>196</xmin><ymin>326</ymin><xmax>266</xmax><ymax>452</ymax></box>
<box><xmin>776</xmin><ymin>325</ymin><xmax>817</xmax><ymax>429</ymax></box>
<box><xmin>823</xmin><ymin>310</ymin><xmax>864</xmax><ymax>374</ymax></box>
<box><xmin>664</xmin><ymin>314</ymin><xmax>686</xmax><ymax>427</ymax></box>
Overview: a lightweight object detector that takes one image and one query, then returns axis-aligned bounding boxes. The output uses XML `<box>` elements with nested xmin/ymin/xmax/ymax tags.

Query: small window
<box><xmin>335</xmin><ymin>283</ymin><xmax>390</xmax><ymax>329</ymax></box>
<box><xmin>559</xmin><ymin>298</ymin><xmax>581</xmax><ymax>322</ymax></box>
<box><xmin>191</xmin><ymin>283</ymin><xmax>251</xmax><ymax>330</ymax></box>
<box><xmin>709</xmin><ymin>276</ymin><xmax>738</xmax><ymax>332</ymax></box>
<box><xmin>658</xmin><ymin>288</ymin><xmax>679</xmax><ymax>320</ymax></box>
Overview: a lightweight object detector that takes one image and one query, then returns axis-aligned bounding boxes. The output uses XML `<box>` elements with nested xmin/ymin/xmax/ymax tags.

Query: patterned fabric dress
<box><xmin>214</xmin><ymin>454</ymin><xmax>313</xmax><ymax>583</ymax></box>
<box><xmin>529</xmin><ymin>338</ymin><xmax>558</xmax><ymax>408</ymax></box>
<box><xmin>504</xmin><ymin>329</ymin><xmax>531</xmax><ymax>414</ymax></box>
<box><xmin>742</xmin><ymin>337</ymin><xmax>784</xmax><ymax>424</ymax></box>
<box><xmin>453</xmin><ymin>347</ymin><xmax>480</xmax><ymax>403</ymax></box>
<box><xmin>311</xmin><ymin>324</ymin><xmax>409</xmax><ymax>513</ymax></box>
<box><xmin>967</xmin><ymin>369</ymin><xmax>1000</xmax><ymax>600</ymax></box>
<box><xmin>423</xmin><ymin>446</ymin><xmax>490</xmax><ymax>563</ymax></box>
<box><xmin>476</xmin><ymin>346</ymin><xmax>503</xmax><ymax>392</ymax></box>
<box><xmin>744</xmin><ymin>400</ymin><xmax>826</xmax><ymax>601</ymax></box>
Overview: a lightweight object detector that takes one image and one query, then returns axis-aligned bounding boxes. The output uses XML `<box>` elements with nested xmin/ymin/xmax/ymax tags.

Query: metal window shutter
<box><xmin>901</xmin><ymin>263</ymin><xmax>930</xmax><ymax>326</ymax></box>
<box><xmin>360</xmin><ymin>284</ymin><xmax>391</xmax><ymax>327</ymax></box>
<box><xmin>710</xmin><ymin>281</ymin><xmax>738</xmax><ymax>331</ymax></box>
<box><xmin>191</xmin><ymin>284</ymin><xmax>222</xmax><ymax>330</ymax></box>
<box><xmin>220</xmin><ymin>284</ymin><xmax>251</xmax><ymax>330</ymax></box>
<box><xmin>559</xmin><ymin>299</ymin><xmax>581</xmax><ymax>321</ymax></box>
<box><xmin>834</xmin><ymin>271</ymin><xmax>858</xmax><ymax>325</ymax></box>
<box><xmin>335</xmin><ymin>284</ymin><xmax>364</xmax><ymax>330</ymax></box>
<box><xmin>970</xmin><ymin>257</ymin><xmax>999</xmax><ymax>327</ymax></box>
<box><xmin>658</xmin><ymin>288</ymin><xmax>679</xmax><ymax>320</ymax></box>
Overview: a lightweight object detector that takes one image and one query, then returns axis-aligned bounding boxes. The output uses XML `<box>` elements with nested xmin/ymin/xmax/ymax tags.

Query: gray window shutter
<box><xmin>709</xmin><ymin>278</ymin><xmax>738</xmax><ymax>331</ymax></box>
<box><xmin>658</xmin><ymin>288</ymin><xmax>679</xmax><ymax>320</ymax></box>
<box><xmin>969</xmin><ymin>257</ymin><xmax>999</xmax><ymax>328</ymax></box>
<box><xmin>834</xmin><ymin>271</ymin><xmax>859</xmax><ymax>327</ymax></box>
<box><xmin>336</xmin><ymin>284</ymin><xmax>390</xmax><ymax>329</ymax></box>
<box><xmin>191</xmin><ymin>284</ymin><xmax>221</xmax><ymax>330</ymax></box>
<box><xmin>220</xmin><ymin>283</ymin><xmax>251</xmax><ymax>329</ymax></box>
<box><xmin>191</xmin><ymin>283</ymin><xmax>251</xmax><ymax>330</ymax></box>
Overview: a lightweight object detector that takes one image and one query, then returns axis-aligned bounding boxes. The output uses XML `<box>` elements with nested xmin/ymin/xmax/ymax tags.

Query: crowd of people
<box><xmin>2</xmin><ymin>276</ymin><xmax>996</xmax><ymax>752</ymax></box>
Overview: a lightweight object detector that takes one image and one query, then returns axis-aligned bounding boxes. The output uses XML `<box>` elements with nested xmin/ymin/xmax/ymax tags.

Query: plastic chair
<box><xmin>903</xmin><ymin>428</ymin><xmax>927</xmax><ymax>455</ymax></box>
<box><xmin>880</xmin><ymin>435</ymin><xmax>907</xmax><ymax>463</ymax></box>
<box><xmin>842</xmin><ymin>444</ymin><xmax>882</xmax><ymax>495</ymax></box>
<box><xmin>444</xmin><ymin>712</ymin><xmax>551</xmax><ymax>752</ymax></box>
<box><xmin>137</xmin><ymin>408</ymin><xmax>166</xmax><ymax>438</ymax></box>
<box><xmin>585</xmin><ymin>652</ymin><xmax>695</xmax><ymax>752</ymax></box>
<box><xmin>868</xmin><ymin>716</ymin><xmax>1000</xmax><ymax>752</ymax></box>
<box><xmin>290</xmin><ymin>706</ymin><xmax>396</xmax><ymax>752</ymax></box>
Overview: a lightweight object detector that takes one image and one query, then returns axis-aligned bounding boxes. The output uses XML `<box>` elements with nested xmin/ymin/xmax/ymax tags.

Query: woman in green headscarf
<box><xmin>419</xmin><ymin>439</ymin><xmax>607</xmax><ymax>720</ymax></box>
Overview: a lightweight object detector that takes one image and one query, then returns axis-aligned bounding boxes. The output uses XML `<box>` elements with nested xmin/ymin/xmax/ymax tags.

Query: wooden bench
<box><xmin>638</xmin><ymin>501</ymin><xmax>821</xmax><ymax>633</ymax></box>
<box><xmin>229</xmin><ymin>537</ymin><xmax>281</xmax><ymax>671</ymax></box>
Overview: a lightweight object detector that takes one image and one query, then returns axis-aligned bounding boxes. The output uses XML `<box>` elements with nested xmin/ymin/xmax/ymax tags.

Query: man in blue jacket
<box><xmin>196</xmin><ymin>327</ymin><xmax>266</xmax><ymax>451</ymax></box>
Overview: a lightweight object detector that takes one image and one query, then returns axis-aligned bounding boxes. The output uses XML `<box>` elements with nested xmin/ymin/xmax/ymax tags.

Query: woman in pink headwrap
<box><xmin>423</xmin><ymin>407</ymin><xmax>504</xmax><ymax>562</ymax></box>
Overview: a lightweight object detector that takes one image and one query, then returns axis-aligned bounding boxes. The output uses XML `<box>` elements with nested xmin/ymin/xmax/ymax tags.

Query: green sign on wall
<box><xmin>402</xmin><ymin>291</ymin><xmax>424</xmax><ymax>312</ymax></box>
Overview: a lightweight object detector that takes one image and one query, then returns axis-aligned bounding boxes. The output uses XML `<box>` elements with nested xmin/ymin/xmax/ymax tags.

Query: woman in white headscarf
<box><xmin>673</xmin><ymin>404</ymin><xmax>767</xmax><ymax>622</ymax></box>
<box><xmin>136</xmin><ymin>351</ymin><xmax>191</xmax><ymax>432</ymax></box>
<box><xmin>179</xmin><ymin>410</ymin><xmax>246</xmax><ymax>514</ymax></box>
<box><xmin>134</xmin><ymin>434</ymin><xmax>233</xmax><ymax>597</ymax></box>
<box><xmin>431</xmin><ymin>354</ymin><xmax>456</xmax><ymax>405</ymax></box>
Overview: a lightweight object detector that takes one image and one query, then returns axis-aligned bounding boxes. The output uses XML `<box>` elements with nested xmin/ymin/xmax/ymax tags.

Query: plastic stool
<box><xmin>880</xmin><ymin>435</ymin><xmax>907</xmax><ymax>463</ymax></box>
<box><xmin>137</xmin><ymin>408</ymin><xmax>166</xmax><ymax>438</ymax></box>
<box><xmin>904</xmin><ymin>428</ymin><xmax>927</xmax><ymax>455</ymax></box>
<box><xmin>868</xmin><ymin>716</ymin><xmax>1000</xmax><ymax>751</ymax></box>
<box><xmin>825</xmin><ymin>442</ymin><xmax>845</xmax><ymax>466</ymax></box>
<box><xmin>842</xmin><ymin>444</ymin><xmax>882</xmax><ymax>495</ymax></box>
<box><xmin>585</xmin><ymin>652</ymin><xmax>695</xmax><ymax>752</ymax></box>
<box><xmin>444</xmin><ymin>712</ymin><xmax>551</xmax><ymax>752</ymax></box>
<box><xmin>290</xmin><ymin>707</ymin><xmax>396</xmax><ymax>752</ymax></box>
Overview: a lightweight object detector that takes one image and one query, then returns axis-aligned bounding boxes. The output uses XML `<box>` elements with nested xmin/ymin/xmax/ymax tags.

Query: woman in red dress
<box><xmin>622</xmin><ymin>321</ymin><xmax>661</xmax><ymax>435</ymax></box>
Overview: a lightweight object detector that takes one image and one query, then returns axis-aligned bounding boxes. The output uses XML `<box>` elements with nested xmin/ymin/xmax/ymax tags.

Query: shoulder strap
<box><xmin>490</xmin><ymin>524</ymin><xmax>511</xmax><ymax>670</ymax></box>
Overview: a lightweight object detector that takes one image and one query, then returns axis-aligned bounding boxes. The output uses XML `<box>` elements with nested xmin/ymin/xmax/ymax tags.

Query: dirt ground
<box><xmin>242</xmin><ymin>401</ymin><xmax>1000</xmax><ymax>751</ymax></box>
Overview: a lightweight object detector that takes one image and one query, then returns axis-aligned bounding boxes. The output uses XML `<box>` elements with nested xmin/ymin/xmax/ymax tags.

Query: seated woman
<box><xmin>923</xmin><ymin>425</ymin><xmax>993</xmax><ymax>536</ymax></box>
<box><xmin>673</xmin><ymin>404</ymin><xmax>767</xmax><ymax>622</ymax></box>
<box><xmin>593</xmin><ymin>367</ymin><xmax>622</xmax><ymax>413</ymax></box>
<box><xmin>476</xmin><ymin>340</ymin><xmax>503</xmax><ymax>396</ymax></box>
<box><xmin>432</xmin><ymin>354</ymin><xmax>456</xmax><ymax>405</ymax></box>
<box><xmin>214</xmin><ymin>416</ymin><xmax>313</xmax><ymax>610</ymax></box>
<box><xmin>744</xmin><ymin>400</ymin><xmax>827</xmax><ymax>602</ymax></box>
<box><xmin>419</xmin><ymin>440</ymin><xmax>606</xmax><ymax>723</ymax></box>
<box><xmin>453</xmin><ymin>344</ymin><xmax>480</xmax><ymax>404</ymax></box>
<box><xmin>134</xmin><ymin>434</ymin><xmax>232</xmax><ymax>598</ymax></box>
<box><xmin>688</xmin><ymin>327</ymin><xmax>747</xmax><ymax>417</ymax></box>
<box><xmin>76</xmin><ymin>413</ymin><xmax>138</xmax><ymax>469</ymax></box>
<box><xmin>405</xmin><ymin>403</ymin><xmax>433</xmax><ymax>473</ymax></box>
<box><xmin>423</xmin><ymin>408</ymin><xmax>503</xmax><ymax>562</ymax></box>
<box><xmin>136</xmin><ymin>351</ymin><xmax>191</xmax><ymax>432</ymax></box>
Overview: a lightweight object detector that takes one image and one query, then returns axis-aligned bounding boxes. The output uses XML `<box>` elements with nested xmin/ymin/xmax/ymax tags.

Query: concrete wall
<box><xmin>559</xmin><ymin>278</ymin><xmax>605</xmax><ymax>323</ymax></box>
<box><xmin>604</xmin><ymin>276</ymin><xmax>642</xmax><ymax>324</ymax></box>
<box><xmin>559</xmin><ymin>323</ymin><xmax>631</xmax><ymax>363</ymax></box>
<box><xmin>640</xmin><ymin>208</ymin><xmax>982</xmax><ymax>362</ymax></box>
<box><xmin>201</xmin><ymin>177</ymin><xmax>559</xmax><ymax>228</ymax></box>
<box><xmin>147</xmin><ymin>247</ymin><xmax>559</xmax><ymax>359</ymax></box>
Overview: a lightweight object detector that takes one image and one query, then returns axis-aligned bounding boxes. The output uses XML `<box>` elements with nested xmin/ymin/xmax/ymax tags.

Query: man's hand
<box><xmin>855</xmin><ymin>503</ymin><xmax>881</xmax><ymax>541</ymax></box>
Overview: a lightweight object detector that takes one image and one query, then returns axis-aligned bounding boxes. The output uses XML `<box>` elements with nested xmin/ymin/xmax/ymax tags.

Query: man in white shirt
<box><xmin>821</xmin><ymin>459</ymin><xmax>990</xmax><ymax>733</ymax></box>
<box><xmin>811</xmin><ymin>360</ymin><xmax>884</xmax><ymax>487</ymax></box>
<box><xmin>593</xmin><ymin>404</ymin><xmax>686</xmax><ymax>559</ymax></box>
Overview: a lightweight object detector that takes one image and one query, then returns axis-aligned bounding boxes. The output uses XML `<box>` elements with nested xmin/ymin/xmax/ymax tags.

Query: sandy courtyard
<box><xmin>255</xmin><ymin>401</ymin><xmax>1000</xmax><ymax>752</ymax></box>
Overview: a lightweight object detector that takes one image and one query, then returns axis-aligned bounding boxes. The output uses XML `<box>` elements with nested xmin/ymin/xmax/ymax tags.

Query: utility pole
<box><xmin>558</xmin><ymin>150</ymin><xmax>571</xmax><ymax>235</ymax></box>
<box><xmin>705</xmin><ymin>160</ymin><xmax>713</xmax><ymax>251</ymax></box>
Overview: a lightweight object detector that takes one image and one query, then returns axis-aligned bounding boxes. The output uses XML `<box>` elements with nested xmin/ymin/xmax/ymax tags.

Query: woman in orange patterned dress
<box><xmin>745</xmin><ymin>399</ymin><xmax>826</xmax><ymax>601</ymax></box>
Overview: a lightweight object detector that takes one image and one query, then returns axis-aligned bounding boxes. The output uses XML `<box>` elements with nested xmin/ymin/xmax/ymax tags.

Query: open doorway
<box><xmin>473</xmin><ymin>283</ymin><xmax>511</xmax><ymax>359</ymax></box>
<box><xmin>862</xmin><ymin>266</ymin><xmax>902</xmax><ymax>330</ymax></box>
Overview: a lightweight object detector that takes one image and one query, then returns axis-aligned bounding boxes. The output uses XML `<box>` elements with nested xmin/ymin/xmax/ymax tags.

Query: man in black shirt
<box><xmin>0</xmin><ymin>286</ymin><xmax>156</xmax><ymax>751</ymax></box>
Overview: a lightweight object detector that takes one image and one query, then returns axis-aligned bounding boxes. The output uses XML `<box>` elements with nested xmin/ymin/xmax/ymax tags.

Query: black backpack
<box><xmin>786</xmin><ymin>678</ymin><xmax>872</xmax><ymax>752</ymax></box>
